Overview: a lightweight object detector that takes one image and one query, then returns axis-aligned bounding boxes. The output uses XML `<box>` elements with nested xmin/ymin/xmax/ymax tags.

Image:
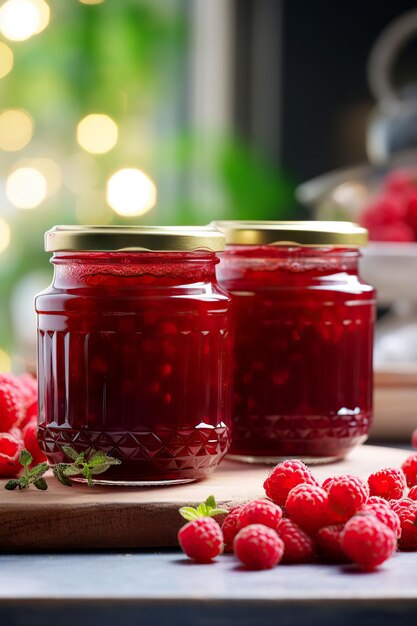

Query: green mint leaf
<box><xmin>205</xmin><ymin>495</ymin><xmax>216</xmax><ymax>509</ymax></box>
<box><xmin>89</xmin><ymin>464</ymin><xmax>111</xmax><ymax>476</ymax></box>
<box><xmin>53</xmin><ymin>465</ymin><xmax>72</xmax><ymax>487</ymax></box>
<box><xmin>28</xmin><ymin>462</ymin><xmax>49</xmax><ymax>480</ymax></box>
<box><xmin>88</xmin><ymin>451</ymin><xmax>121</xmax><ymax>468</ymax></box>
<box><xmin>61</xmin><ymin>446</ymin><xmax>80</xmax><ymax>462</ymax></box>
<box><xmin>179</xmin><ymin>507</ymin><xmax>199</xmax><ymax>521</ymax></box>
<box><xmin>87</xmin><ymin>450</ymin><xmax>109</xmax><ymax>466</ymax></box>
<box><xmin>34</xmin><ymin>477</ymin><xmax>48</xmax><ymax>491</ymax></box>
<box><xmin>75</xmin><ymin>452</ymin><xmax>86</xmax><ymax>464</ymax></box>
<box><xmin>208</xmin><ymin>508</ymin><xmax>229</xmax><ymax>517</ymax></box>
<box><xmin>5</xmin><ymin>479</ymin><xmax>19</xmax><ymax>490</ymax></box>
<box><xmin>19</xmin><ymin>449</ymin><xmax>33</xmax><ymax>468</ymax></box>
<box><xmin>62</xmin><ymin>464</ymin><xmax>83</xmax><ymax>477</ymax></box>
<box><xmin>82</xmin><ymin>465</ymin><xmax>94</xmax><ymax>487</ymax></box>
<box><xmin>18</xmin><ymin>476</ymin><xmax>29</xmax><ymax>489</ymax></box>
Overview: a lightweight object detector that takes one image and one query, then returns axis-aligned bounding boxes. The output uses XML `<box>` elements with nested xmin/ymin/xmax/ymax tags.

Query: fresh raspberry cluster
<box><xmin>359</xmin><ymin>169</ymin><xmax>417</xmax><ymax>242</ymax></box>
<box><xmin>178</xmin><ymin>456</ymin><xmax>417</xmax><ymax>570</ymax></box>
<box><xmin>0</xmin><ymin>373</ymin><xmax>44</xmax><ymax>477</ymax></box>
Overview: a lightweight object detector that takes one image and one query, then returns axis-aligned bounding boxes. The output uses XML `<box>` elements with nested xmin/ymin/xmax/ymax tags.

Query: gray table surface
<box><xmin>0</xmin><ymin>551</ymin><xmax>416</xmax><ymax>626</ymax></box>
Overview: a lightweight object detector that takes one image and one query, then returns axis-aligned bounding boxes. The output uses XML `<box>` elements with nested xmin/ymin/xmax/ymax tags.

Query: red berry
<box><xmin>18</xmin><ymin>374</ymin><xmax>37</xmax><ymax>407</ymax></box>
<box><xmin>237</xmin><ymin>499</ymin><xmax>283</xmax><ymax>532</ymax></box>
<box><xmin>234</xmin><ymin>524</ymin><xmax>284</xmax><ymax>570</ymax></box>
<box><xmin>22</xmin><ymin>420</ymin><xmax>46</xmax><ymax>466</ymax></box>
<box><xmin>277</xmin><ymin>518</ymin><xmax>315</xmax><ymax>563</ymax></box>
<box><xmin>408</xmin><ymin>486</ymin><xmax>417</xmax><ymax>501</ymax></box>
<box><xmin>368</xmin><ymin>223</ymin><xmax>414</xmax><ymax>242</ymax></box>
<box><xmin>405</xmin><ymin>190</ymin><xmax>417</xmax><ymax>236</ymax></box>
<box><xmin>0</xmin><ymin>375</ymin><xmax>25</xmax><ymax>431</ymax></box>
<box><xmin>390</xmin><ymin>499</ymin><xmax>417</xmax><ymax>550</ymax></box>
<box><xmin>0</xmin><ymin>432</ymin><xmax>22</xmax><ymax>478</ymax></box>
<box><xmin>316</xmin><ymin>524</ymin><xmax>347</xmax><ymax>562</ymax></box>
<box><xmin>263</xmin><ymin>460</ymin><xmax>319</xmax><ymax>506</ymax></box>
<box><xmin>412</xmin><ymin>428</ymin><xmax>417</xmax><ymax>450</ymax></box>
<box><xmin>285</xmin><ymin>484</ymin><xmax>329</xmax><ymax>534</ymax></box>
<box><xmin>178</xmin><ymin>517</ymin><xmax>223</xmax><ymax>563</ymax></box>
<box><xmin>341</xmin><ymin>515</ymin><xmax>397</xmax><ymax>570</ymax></box>
<box><xmin>221</xmin><ymin>506</ymin><xmax>243</xmax><ymax>553</ymax></box>
<box><xmin>326</xmin><ymin>475</ymin><xmax>369</xmax><ymax>521</ymax></box>
<box><xmin>402</xmin><ymin>454</ymin><xmax>417</xmax><ymax>488</ymax></box>
<box><xmin>384</xmin><ymin>170</ymin><xmax>413</xmax><ymax>194</ymax></box>
<box><xmin>368</xmin><ymin>468</ymin><xmax>407</xmax><ymax>500</ymax></box>
<box><xmin>20</xmin><ymin>399</ymin><xmax>37</xmax><ymax>430</ymax></box>
<box><xmin>359</xmin><ymin>496</ymin><xmax>401</xmax><ymax>537</ymax></box>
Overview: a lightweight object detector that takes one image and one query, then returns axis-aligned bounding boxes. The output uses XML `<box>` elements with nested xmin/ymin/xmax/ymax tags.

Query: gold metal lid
<box><xmin>213</xmin><ymin>220</ymin><xmax>368</xmax><ymax>247</ymax></box>
<box><xmin>45</xmin><ymin>225</ymin><xmax>225</xmax><ymax>252</ymax></box>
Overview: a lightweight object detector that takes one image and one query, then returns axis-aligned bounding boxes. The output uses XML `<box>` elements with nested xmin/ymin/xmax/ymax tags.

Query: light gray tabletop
<box><xmin>0</xmin><ymin>551</ymin><xmax>416</xmax><ymax>626</ymax></box>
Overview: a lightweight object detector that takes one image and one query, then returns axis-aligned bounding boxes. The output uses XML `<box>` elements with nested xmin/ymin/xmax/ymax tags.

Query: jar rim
<box><xmin>212</xmin><ymin>220</ymin><xmax>368</xmax><ymax>247</ymax></box>
<box><xmin>45</xmin><ymin>225</ymin><xmax>225</xmax><ymax>252</ymax></box>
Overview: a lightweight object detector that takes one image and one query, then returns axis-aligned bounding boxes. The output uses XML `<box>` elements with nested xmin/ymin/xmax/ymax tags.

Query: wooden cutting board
<box><xmin>0</xmin><ymin>445</ymin><xmax>410</xmax><ymax>551</ymax></box>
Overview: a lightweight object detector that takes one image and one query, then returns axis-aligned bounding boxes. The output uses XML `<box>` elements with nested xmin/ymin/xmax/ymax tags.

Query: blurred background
<box><xmin>1</xmin><ymin>0</ymin><xmax>417</xmax><ymax>439</ymax></box>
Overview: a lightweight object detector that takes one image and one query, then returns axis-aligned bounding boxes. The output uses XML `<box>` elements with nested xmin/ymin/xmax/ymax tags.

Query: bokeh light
<box><xmin>76</xmin><ymin>114</ymin><xmax>118</xmax><ymax>154</ymax></box>
<box><xmin>0</xmin><ymin>42</ymin><xmax>14</xmax><ymax>79</ymax></box>
<box><xmin>0</xmin><ymin>217</ymin><xmax>11</xmax><ymax>255</ymax></box>
<box><xmin>0</xmin><ymin>0</ymin><xmax>50</xmax><ymax>42</ymax></box>
<box><xmin>0</xmin><ymin>348</ymin><xmax>11</xmax><ymax>372</ymax></box>
<box><xmin>0</xmin><ymin>109</ymin><xmax>33</xmax><ymax>151</ymax></box>
<box><xmin>6</xmin><ymin>167</ymin><xmax>47</xmax><ymax>209</ymax></box>
<box><xmin>106</xmin><ymin>168</ymin><xmax>157</xmax><ymax>217</ymax></box>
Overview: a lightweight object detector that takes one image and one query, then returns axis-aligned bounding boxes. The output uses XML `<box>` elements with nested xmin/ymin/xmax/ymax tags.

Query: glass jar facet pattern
<box><xmin>36</xmin><ymin>228</ymin><xmax>231</xmax><ymax>485</ymax></box>
<box><xmin>216</xmin><ymin>236</ymin><xmax>375</xmax><ymax>463</ymax></box>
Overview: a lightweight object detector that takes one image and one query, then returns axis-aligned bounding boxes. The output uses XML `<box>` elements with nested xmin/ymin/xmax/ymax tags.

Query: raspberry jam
<box><xmin>36</xmin><ymin>226</ymin><xmax>231</xmax><ymax>485</ymax></box>
<box><xmin>215</xmin><ymin>222</ymin><xmax>375</xmax><ymax>463</ymax></box>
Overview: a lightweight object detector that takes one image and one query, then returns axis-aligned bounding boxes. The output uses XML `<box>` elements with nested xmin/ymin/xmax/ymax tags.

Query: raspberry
<box><xmin>384</xmin><ymin>170</ymin><xmax>413</xmax><ymax>194</ymax></box>
<box><xmin>277</xmin><ymin>518</ymin><xmax>315</xmax><ymax>563</ymax></box>
<box><xmin>359</xmin><ymin>496</ymin><xmax>401</xmax><ymax>537</ymax></box>
<box><xmin>316</xmin><ymin>524</ymin><xmax>346</xmax><ymax>562</ymax></box>
<box><xmin>178</xmin><ymin>517</ymin><xmax>223</xmax><ymax>563</ymax></box>
<box><xmin>237</xmin><ymin>499</ymin><xmax>283</xmax><ymax>532</ymax></box>
<box><xmin>341</xmin><ymin>515</ymin><xmax>397</xmax><ymax>570</ymax></box>
<box><xmin>402</xmin><ymin>454</ymin><xmax>417</xmax><ymax>488</ymax></box>
<box><xmin>263</xmin><ymin>460</ymin><xmax>319</xmax><ymax>506</ymax></box>
<box><xmin>0</xmin><ymin>432</ymin><xmax>22</xmax><ymax>477</ymax></box>
<box><xmin>22</xmin><ymin>420</ymin><xmax>46</xmax><ymax>466</ymax></box>
<box><xmin>285</xmin><ymin>484</ymin><xmax>329</xmax><ymax>534</ymax></box>
<box><xmin>408</xmin><ymin>486</ymin><xmax>417</xmax><ymax>501</ymax></box>
<box><xmin>326</xmin><ymin>475</ymin><xmax>369</xmax><ymax>521</ymax></box>
<box><xmin>390</xmin><ymin>499</ymin><xmax>417</xmax><ymax>550</ymax></box>
<box><xmin>221</xmin><ymin>506</ymin><xmax>243</xmax><ymax>553</ymax></box>
<box><xmin>368</xmin><ymin>468</ymin><xmax>407</xmax><ymax>500</ymax></box>
<box><xmin>20</xmin><ymin>399</ymin><xmax>37</xmax><ymax>430</ymax></box>
<box><xmin>234</xmin><ymin>524</ymin><xmax>284</xmax><ymax>570</ymax></box>
<box><xmin>18</xmin><ymin>374</ymin><xmax>37</xmax><ymax>407</ymax></box>
<box><xmin>0</xmin><ymin>375</ymin><xmax>25</xmax><ymax>431</ymax></box>
<box><xmin>368</xmin><ymin>223</ymin><xmax>414</xmax><ymax>242</ymax></box>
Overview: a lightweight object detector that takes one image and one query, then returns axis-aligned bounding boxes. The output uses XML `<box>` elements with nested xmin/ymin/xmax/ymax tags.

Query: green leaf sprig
<box><xmin>179</xmin><ymin>495</ymin><xmax>228</xmax><ymax>522</ymax></box>
<box><xmin>5</xmin><ymin>446</ymin><xmax>121</xmax><ymax>491</ymax></box>
<box><xmin>53</xmin><ymin>446</ymin><xmax>122</xmax><ymax>488</ymax></box>
<box><xmin>5</xmin><ymin>450</ymin><xmax>48</xmax><ymax>491</ymax></box>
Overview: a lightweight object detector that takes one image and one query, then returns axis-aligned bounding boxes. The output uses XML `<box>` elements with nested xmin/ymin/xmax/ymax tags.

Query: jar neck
<box><xmin>51</xmin><ymin>251</ymin><xmax>219</xmax><ymax>289</ymax></box>
<box><xmin>222</xmin><ymin>245</ymin><xmax>361</xmax><ymax>271</ymax></box>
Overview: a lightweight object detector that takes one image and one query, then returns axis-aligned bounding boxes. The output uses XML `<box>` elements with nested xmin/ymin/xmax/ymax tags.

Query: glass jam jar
<box><xmin>215</xmin><ymin>221</ymin><xmax>376</xmax><ymax>464</ymax></box>
<box><xmin>35</xmin><ymin>225</ymin><xmax>231</xmax><ymax>485</ymax></box>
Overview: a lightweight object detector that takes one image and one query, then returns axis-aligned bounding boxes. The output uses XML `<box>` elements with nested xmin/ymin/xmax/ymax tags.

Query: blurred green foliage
<box><xmin>0</xmin><ymin>0</ymin><xmax>295</xmax><ymax>361</ymax></box>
